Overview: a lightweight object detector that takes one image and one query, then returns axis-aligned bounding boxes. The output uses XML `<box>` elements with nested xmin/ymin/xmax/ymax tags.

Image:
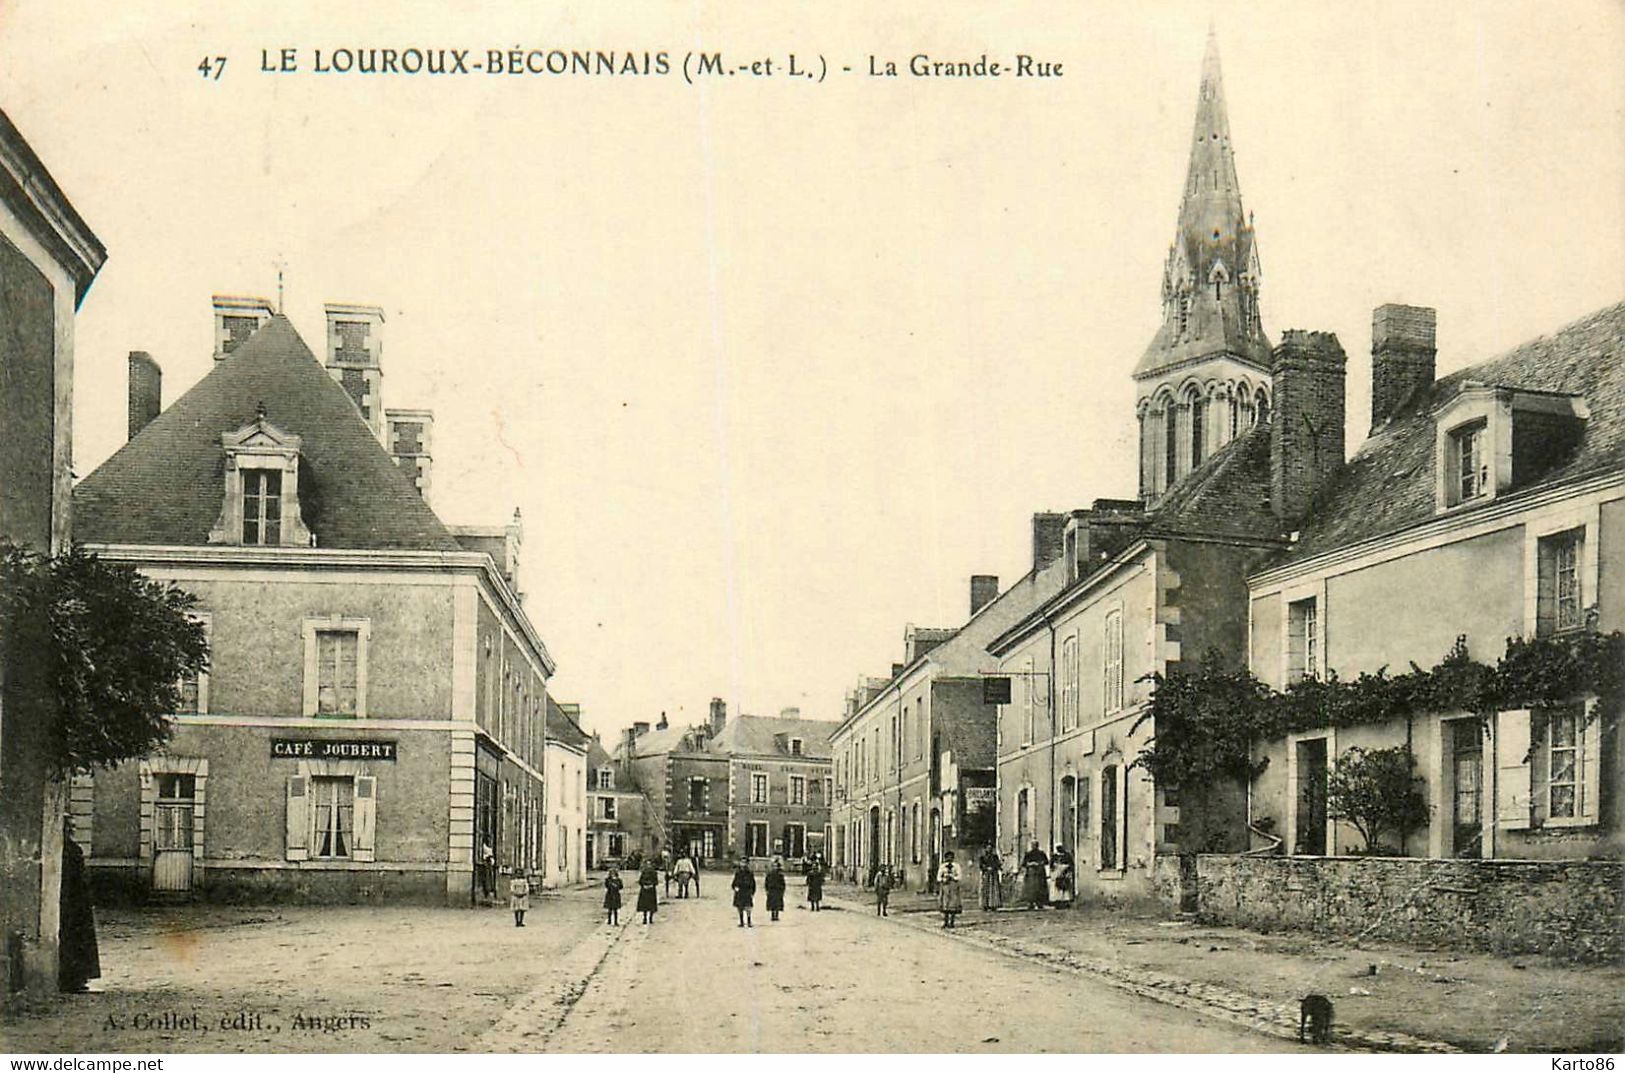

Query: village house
<box><xmin>711</xmin><ymin>709</ymin><xmax>835</xmax><ymax>865</ymax></box>
<box><xmin>831</xmin><ymin>567</ymin><xmax>1064</xmax><ymax>892</ymax></box>
<box><xmin>69</xmin><ymin>299</ymin><xmax>553</xmax><ymax>906</ymax></box>
<box><xmin>542</xmin><ymin>699</ymin><xmax>589</xmax><ymax>887</ymax></box>
<box><xmin>585</xmin><ymin>735</ymin><xmax>653</xmax><ymax>868</ymax></box>
<box><xmin>0</xmin><ymin>105</ymin><xmax>106</xmax><ymax>994</ymax></box>
<box><xmin>1247</xmin><ymin>302</ymin><xmax>1624</xmax><ymax>863</ymax></box>
<box><xmin>618</xmin><ymin>706</ymin><xmax>730</xmax><ymax>865</ymax></box>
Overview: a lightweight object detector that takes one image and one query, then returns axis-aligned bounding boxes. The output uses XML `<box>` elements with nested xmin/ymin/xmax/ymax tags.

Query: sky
<box><xmin>0</xmin><ymin>1</ymin><xmax>1620</xmax><ymax>739</ymax></box>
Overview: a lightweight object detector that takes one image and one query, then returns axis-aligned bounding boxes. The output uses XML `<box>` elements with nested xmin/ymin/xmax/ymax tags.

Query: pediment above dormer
<box><xmin>222</xmin><ymin>410</ymin><xmax>303</xmax><ymax>457</ymax></box>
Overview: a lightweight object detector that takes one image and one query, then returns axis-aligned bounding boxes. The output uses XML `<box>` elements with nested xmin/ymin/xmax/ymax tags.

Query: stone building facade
<box><xmin>619</xmin><ymin>711</ymin><xmax>730</xmax><ymax>865</ymax></box>
<box><xmin>1247</xmin><ymin>302</ymin><xmax>1625</xmax><ymax>863</ymax></box>
<box><xmin>70</xmin><ymin>303</ymin><xmax>554</xmax><ymax>906</ymax></box>
<box><xmin>712</xmin><ymin>710</ymin><xmax>835</xmax><ymax>865</ymax></box>
<box><xmin>0</xmin><ymin>105</ymin><xmax>106</xmax><ymax>995</ymax></box>
<box><xmin>831</xmin><ymin>564</ymin><xmax>1060</xmax><ymax>891</ymax></box>
<box><xmin>542</xmin><ymin>699</ymin><xmax>589</xmax><ymax>887</ymax></box>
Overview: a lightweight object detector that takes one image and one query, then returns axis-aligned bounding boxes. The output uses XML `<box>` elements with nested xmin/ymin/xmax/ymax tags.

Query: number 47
<box><xmin>198</xmin><ymin>56</ymin><xmax>227</xmax><ymax>80</ymax></box>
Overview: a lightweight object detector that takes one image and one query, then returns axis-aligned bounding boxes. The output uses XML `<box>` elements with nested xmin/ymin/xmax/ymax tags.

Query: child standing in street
<box><xmin>603</xmin><ymin>867</ymin><xmax>623</xmax><ymax>925</ymax></box>
<box><xmin>731</xmin><ymin>859</ymin><xmax>756</xmax><ymax>927</ymax></box>
<box><xmin>875</xmin><ymin>865</ymin><xmax>894</xmax><ymax>917</ymax></box>
<box><xmin>764</xmin><ymin>858</ymin><xmax>786</xmax><ymax>922</ymax></box>
<box><xmin>509</xmin><ymin>870</ymin><xmax>531</xmax><ymax>928</ymax></box>
<box><xmin>636</xmin><ymin>862</ymin><xmax>659</xmax><ymax>925</ymax></box>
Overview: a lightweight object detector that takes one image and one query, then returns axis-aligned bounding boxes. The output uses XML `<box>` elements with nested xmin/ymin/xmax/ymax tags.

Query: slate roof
<box><xmin>586</xmin><ymin>738</ymin><xmax>612</xmax><ymax>771</ymax></box>
<box><xmin>74</xmin><ymin>316</ymin><xmax>461</xmax><ymax>551</ymax></box>
<box><xmin>546</xmin><ymin>697</ymin><xmax>593</xmax><ymax>752</ymax></box>
<box><xmin>930</xmin><ymin>681</ymin><xmax>996</xmax><ymax>770</ymax></box>
<box><xmin>707</xmin><ymin>714</ymin><xmax>836</xmax><ymax>760</ymax></box>
<box><xmin>625</xmin><ymin>722</ymin><xmax>710</xmax><ymax>758</ymax></box>
<box><xmin>1281</xmin><ymin>301</ymin><xmax>1625</xmax><ymax>564</ymax></box>
<box><xmin>1147</xmin><ymin>424</ymin><xmax>1280</xmax><ymax>541</ymax></box>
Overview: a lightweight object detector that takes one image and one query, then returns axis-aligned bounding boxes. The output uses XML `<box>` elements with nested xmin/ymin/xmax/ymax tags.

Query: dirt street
<box><xmin>3</xmin><ymin>881</ymin><xmax>1309</xmax><ymax>1053</ymax></box>
<box><xmin>537</xmin><ymin>881</ymin><xmax>1306</xmax><ymax>1052</ymax></box>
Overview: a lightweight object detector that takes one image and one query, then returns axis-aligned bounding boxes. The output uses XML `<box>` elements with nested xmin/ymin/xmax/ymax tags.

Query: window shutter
<box><xmin>353</xmin><ymin>775</ymin><xmax>377</xmax><ymax>862</ymax></box>
<box><xmin>1535</xmin><ymin>540</ymin><xmax>1556</xmax><ymax>637</ymax></box>
<box><xmin>1117</xmin><ymin>771</ymin><xmax>1130</xmax><ymax>873</ymax></box>
<box><xmin>1495</xmin><ymin>709</ymin><xmax>1533</xmax><ymax>830</ymax></box>
<box><xmin>1580</xmin><ymin>705</ymin><xmax>1601</xmax><ymax>822</ymax></box>
<box><xmin>285</xmin><ymin>775</ymin><xmax>309</xmax><ymax>860</ymax></box>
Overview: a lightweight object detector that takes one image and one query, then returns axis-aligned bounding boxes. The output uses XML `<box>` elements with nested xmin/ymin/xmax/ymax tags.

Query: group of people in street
<box><xmin>976</xmin><ymin>840</ymin><xmax>1075</xmax><ymax>910</ymax></box>
<box><xmin>864</xmin><ymin>840</ymin><xmax>1078</xmax><ymax>922</ymax></box>
<box><xmin>602</xmin><ymin>851</ymin><xmax>832</xmax><ymax>928</ymax></box>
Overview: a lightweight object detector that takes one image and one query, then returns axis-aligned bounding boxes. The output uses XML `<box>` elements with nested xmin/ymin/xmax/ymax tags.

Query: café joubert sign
<box><xmin>271</xmin><ymin>738</ymin><xmax>397</xmax><ymax>761</ymax></box>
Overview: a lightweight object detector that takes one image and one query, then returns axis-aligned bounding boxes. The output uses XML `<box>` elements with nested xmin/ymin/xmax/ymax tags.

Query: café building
<box><xmin>70</xmin><ymin>299</ymin><xmax>553</xmax><ymax>905</ymax></box>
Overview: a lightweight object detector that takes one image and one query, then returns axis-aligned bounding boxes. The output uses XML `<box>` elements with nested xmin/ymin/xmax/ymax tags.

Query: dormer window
<box><xmin>1450</xmin><ymin>420</ymin><xmax>1488</xmax><ymax>504</ymax></box>
<box><xmin>1434</xmin><ymin>385</ymin><xmax>1587</xmax><ymax>512</ymax></box>
<box><xmin>789</xmin><ymin>738</ymin><xmax>803</xmax><ymax>757</ymax></box>
<box><xmin>243</xmin><ymin>469</ymin><xmax>282</xmax><ymax>545</ymax></box>
<box><xmin>209</xmin><ymin>409</ymin><xmax>313</xmax><ymax>547</ymax></box>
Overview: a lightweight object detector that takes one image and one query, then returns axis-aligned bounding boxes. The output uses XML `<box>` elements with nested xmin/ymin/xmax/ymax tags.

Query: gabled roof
<box><xmin>625</xmin><ymin>722</ymin><xmax>712</xmax><ymax>759</ymax></box>
<box><xmin>708</xmin><ymin>714</ymin><xmax>836</xmax><ymax>760</ymax></box>
<box><xmin>836</xmin><ymin>554</ymin><xmax>1074</xmax><ymax>739</ymax></box>
<box><xmin>1280</xmin><ymin>301</ymin><xmax>1625</xmax><ymax>564</ymax></box>
<box><xmin>546</xmin><ymin>697</ymin><xmax>593</xmax><ymax>752</ymax></box>
<box><xmin>1147</xmin><ymin>424</ymin><xmax>1280</xmax><ymax>541</ymax></box>
<box><xmin>586</xmin><ymin>738</ymin><xmax>612</xmax><ymax>771</ymax></box>
<box><xmin>74</xmin><ymin>316</ymin><xmax>461</xmax><ymax>551</ymax></box>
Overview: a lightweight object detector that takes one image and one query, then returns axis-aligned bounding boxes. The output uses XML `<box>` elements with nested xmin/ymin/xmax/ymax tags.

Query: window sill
<box><xmin>1533</xmin><ymin>818</ymin><xmax>1599</xmax><ymax>832</ymax></box>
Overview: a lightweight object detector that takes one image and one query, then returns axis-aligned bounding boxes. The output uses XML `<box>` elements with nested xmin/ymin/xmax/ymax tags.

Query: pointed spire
<box><xmin>1134</xmin><ymin>29</ymin><xmax>1271</xmax><ymax>381</ymax></box>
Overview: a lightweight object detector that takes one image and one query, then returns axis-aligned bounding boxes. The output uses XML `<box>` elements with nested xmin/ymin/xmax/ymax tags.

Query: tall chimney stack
<box><xmin>970</xmin><ymin>575</ymin><xmax>1000</xmax><ymax>617</ymax></box>
<box><xmin>323</xmin><ymin>303</ymin><xmax>386</xmax><ymax>441</ymax></box>
<box><xmin>212</xmin><ymin>295</ymin><xmax>274</xmax><ymax>360</ymax></box>
<box><xmin>1270</xmin><ymin>330</ymin><xmax>1347</xmax><ymax>522</ymax></box>
<box><xmin>126</xmin><ymin>351</ymin><xmax>161</xmax><ymax>441</ymax></box>
<box><xmin>386</xmin><ymin>408</ymin><xmax>434</xmax><ymax>500</ymax></box>
<box><xmin>1370</xmin><ymin>304</ymin><xmax>1437</xmax><ymax>433</ymax></box>
<box><xmin>709</xmin><ymin>697</ymin><xmax>727</xmax><ymax>734</ymax></box>
<box><xmin>1031</xmin><ymin>512</ymin><xmax>1066</xmax><ymax>572</ymax></box>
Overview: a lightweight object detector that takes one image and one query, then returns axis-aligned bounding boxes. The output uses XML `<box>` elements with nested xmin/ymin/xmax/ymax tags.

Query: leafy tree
<box><xmin>0</xmin><ymin>542</ymin><xmax>209</xmax><ymax>777</ymax></box>
<box><xmin>1324</xmin><ymin>745</ymin><xmax>1430</xmax><ymax>855</ymax></box>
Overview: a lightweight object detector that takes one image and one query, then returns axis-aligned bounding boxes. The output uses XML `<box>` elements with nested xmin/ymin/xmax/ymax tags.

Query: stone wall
<box><xmin>1192</xmin><ymin>854</ymin><xmax>1623</xmax><ymax>962</ymax></box>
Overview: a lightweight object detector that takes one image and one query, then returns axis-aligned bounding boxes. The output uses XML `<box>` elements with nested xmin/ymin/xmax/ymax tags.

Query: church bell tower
<box><xmin>1136</xmin><ymin>31</ymin><xmax>1274</xmax><ymax>503</ymax></box>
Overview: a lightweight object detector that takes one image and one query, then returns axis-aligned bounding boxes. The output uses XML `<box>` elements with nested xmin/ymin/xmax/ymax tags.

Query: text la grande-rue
<box><xmin>871</xmin><ymin>54</ymin><xmax>1062</xmax><ymax>78</ymax></box>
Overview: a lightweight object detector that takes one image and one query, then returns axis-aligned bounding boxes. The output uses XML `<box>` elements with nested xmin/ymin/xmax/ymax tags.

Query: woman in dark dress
<box><xmin>730</xmin><ymin>860</ymin><xmax>756</xmax><ymax>927</ymax></box>
<box><xmin>805</xmin><ymin>854</ymin><xmax>825</xmax><ymax>911</ymax></box>
<box><xmin>59</xmin><ymin>823</ymin><xmax>100</xmax><ymax>993</ymax></box>
<box><xmin>1019</xmin><ymin>840</ymin><xmax>1050</xmax><ymax>909</ymax></box>
<box><xmin>764</xmin><ymin>858</ymin><xmax>787</xmax><ymax>921</ymax></box>
<box><xmin>603</xmin><ymin>867</ymin><xmax>624</xmax><ymax>925</ymax></box>
<box><xmin>636</xmin><ymin>862</ymin><xmax>659</xmax><ymax>924</ymax></box>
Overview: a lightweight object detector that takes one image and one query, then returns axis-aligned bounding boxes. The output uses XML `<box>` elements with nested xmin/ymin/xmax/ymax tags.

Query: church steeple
<box><xmin>1135</xmin><ymin>30</ymin><xmax>1274</xmax><ymax>502</ymax></box>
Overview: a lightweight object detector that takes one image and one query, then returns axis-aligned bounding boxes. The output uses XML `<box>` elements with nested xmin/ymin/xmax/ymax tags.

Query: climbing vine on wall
<box><xmin>1132</xmin><ymin>629</ymin><xmax>1624</xmax><ymax>794</ymax></box>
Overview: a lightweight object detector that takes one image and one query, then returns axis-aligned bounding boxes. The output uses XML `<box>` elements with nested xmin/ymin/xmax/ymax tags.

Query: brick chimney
<box><xmin>1068</xmin><ymin>499</ymin><xmax>1147</xmax><ymax>576</ymax></box>
<box><xmin>1370</xmin><ymin>304</ymin><xmax>1437</xmax><ymax>433</ymax></box>
<box><xmin>1031</xmin><ymin>512</ymin><xmax>1066</xmax><ymax>572</ymax></box>
<box><xmin>709</xmin><ymin>697</ymin><xmax>727</xmax><ymax>734</ymax></box>
<box><xmin>324</xmin><ymin>303</ymin><xmax>386</xmax><ymax>440</ymax></box>
<box><xmin>127</xmin><ymin>351</ymin><xmax>161</xmax><ymax>441</ymax></box>
<box><xmin>970</xmin><ymin>575</ymin><xmax>1000</xmax><ymax>616</ymax></box>
<box><xmin>386</xmin><ymin>408</ymin><xmax>433</xmax><ymax>500</ymax></box>
<box><xmin>212</xmin><ymin>295</ymin><xmax>274</xmax><ymax>360</ymax></box>
<box><xmin>1270</xmin><ymin>330</ymin><xmax>1347</xmax><ymax>522</ymax></box>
